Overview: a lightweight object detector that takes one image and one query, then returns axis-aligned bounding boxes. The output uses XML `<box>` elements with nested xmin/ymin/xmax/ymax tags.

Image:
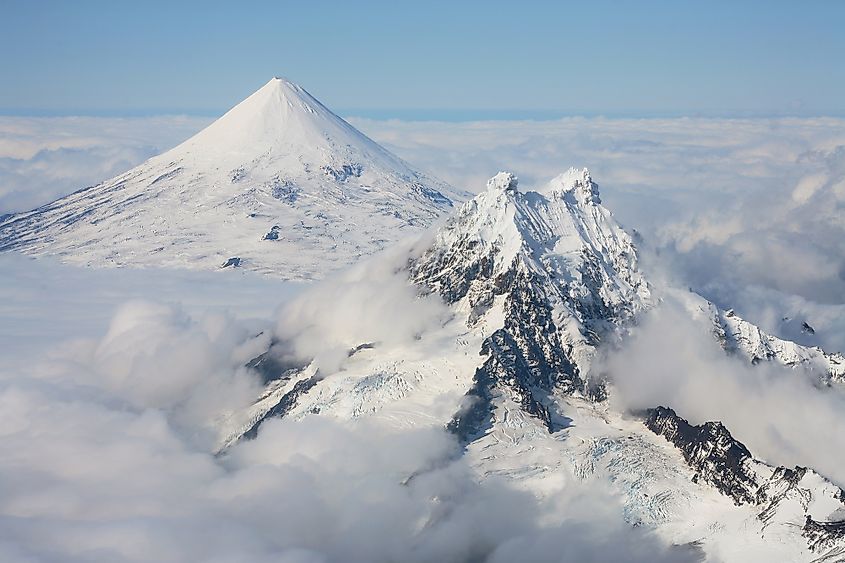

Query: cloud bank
<box><xmin>1</xmin><ymin>114</ymin><xmax>843</xmax><ymax>560</ymax></box>
<box><xmin>0</xmin><ymin>256</ymin><xmax>698</xmax><ymax>562</ymax></box>
<box><xmin>2</xmin><ymin>114</ymin><xmax>843</xmax><ymax>352</ymax></box>
<box><xmin>604</xmin><ymin>297</ymin><xmax>845</xmax><ymax>486</ymax></box>
<box><xmin>0</xmin><ymin>116</ymin><xmax>210</xmax><ymax>213</ymax></box>
<box><xmin>352</xmin><ymin>116</ymin><xmax>845</xmax><ymax>352</ymax></box>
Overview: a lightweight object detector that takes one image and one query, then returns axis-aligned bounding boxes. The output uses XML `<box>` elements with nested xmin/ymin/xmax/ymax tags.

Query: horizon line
<box><xmin>1</xmin><ymin>107</ymin><xmax>844</xmax><ymax>122</ymax></box>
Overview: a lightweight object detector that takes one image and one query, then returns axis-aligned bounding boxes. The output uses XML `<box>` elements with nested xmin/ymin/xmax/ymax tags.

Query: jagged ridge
<box><xmin>410</xmin><ymin>170</ymin><xmax>651</xmax><ymax>439</ymax></box>
<box><xmin>645</xmin><ymin>406</ymin><xmax>845</xmax><ymax>555</ymax></box>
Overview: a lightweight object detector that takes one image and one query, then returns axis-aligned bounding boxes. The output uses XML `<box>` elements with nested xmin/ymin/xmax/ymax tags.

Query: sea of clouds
<box><xmin>350</xmin><ymin>116</ymin><xmax>845</xmax><ymax>350</ymax></box>
<box><xmin>0</xmin><ymin>253</ymin><xmax>698</xmax><ymax>562</ymax></box>
<box><xmin>3</xmin><ymin>114</ymin><xmax>841</xmax><ymax>348</ymax></box>
<box><xmin>1</xmin><ymin>114</ymin><xmax>844</xmax><ymax>561</ymax></box>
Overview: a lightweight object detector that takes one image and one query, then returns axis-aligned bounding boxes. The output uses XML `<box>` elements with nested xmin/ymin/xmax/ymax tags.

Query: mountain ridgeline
<box><xmin>226</xmin><ymin>169</ymin><xmax>845</xmax><ymax>560</ymax></box>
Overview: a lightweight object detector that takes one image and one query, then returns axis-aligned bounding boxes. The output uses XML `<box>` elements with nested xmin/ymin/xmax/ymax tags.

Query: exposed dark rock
<box><xmin>321</xmin><ymin>163</ymin><xmax>363</xmax><ymax>182</ymax></box>
<box><xmin>411</xmin><ymin>182</ymin><xmax>453</xmax><ymax>206</ymax></box>
<box><xmin>644</xmin><ymin>406</ymin><xmax>758</xmax><ymax>505</ymax></box>
<box><xmin>149</xmin><ymin>167</ymin><xmax>183</xmax><ymax>186</ymax></box>
<box><xmin>804</xmin><ymin>517</ymin><xmax>845</xmax><ymax>553</ymax></box>
<box><xmin>221</xmin><ymin>256</ymin><xmax>241</xmax><ymax>268</ymax></box>
<box><xmin>245</xmin><ymin>349</ymin><xmax>305</xmax><ymax>385</ymax></box>
<box><xmin>263</xmin><ymin>225</ymin><xmax>281</xmax><ymax>240</ymax></box>
<box><xmin>444</xmin><ymin>268</ymin><xmax>580</xmax><ymax>442</ymax></box>
<box><xmin>242</xmin><ymin>374</ymin><xmax>320</xmax><ymax>440</ymax></box>
<box><xmin>644</xmin><ymin>406</ymin><xmax>845</xmax><ymax>553</ymax></box>
<box><xmin>347</xmin><ymin>342</ymin><xmax>375</xmax><ymax>357</ymax></box>
<box><xmin>447</xmin><ymin>350</ymin><xmax>497</xmax><ymax>442</ymax></box>
<box><xmin>269</xmin><ymin>178</ymin><xmax>299</xmax><ymax>203</ymax></box>
<box><xmin>230</xmin><ymin>167</ymin><xmax>247</xmax><ymax>182</ymax></box>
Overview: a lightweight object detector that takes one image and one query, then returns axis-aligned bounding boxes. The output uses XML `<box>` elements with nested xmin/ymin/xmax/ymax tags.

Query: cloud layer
<box><xmin>352</xmin><ymin>116</ymin><xmax>845</xmax><ymax>351</ymax></box>
<box><xmin>1</xmin><ymin>114</ymin><xmax>843</xmax><ymax>560</ymax></box>
<box><xmin>0</xmin><ymin>256</ymin><xmax>697</xmax><ymax>562</ymax></box>
<box><xmin>604</xmin><ymin>297</ymin><xmax>845</xmax><ymax>486</ymax></box>
<box><xmin>0</xmin><ymin>116</ymin><xmax>210</xmax><ymax>213</ymax></box>
<box><xmin>2</xmin><ymin>114</ymin><xmax>843</xmax><ymax>351</ymax></box>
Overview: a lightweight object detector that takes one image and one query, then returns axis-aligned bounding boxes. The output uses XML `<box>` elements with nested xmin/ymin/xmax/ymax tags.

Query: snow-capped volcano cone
<box><xmin>409</xmin><ymin>169</ymin><xmax>652</xmax><ymax>439</ymax></box>
<box><xmin>0</xmin><ymin>78</ymin><xmax>467</xmax><ymax>279</ymax></box>
<box><xmin>173</xmin><ymin>77</ymin><xmax>432</xmax><ymax>175</ymax></box>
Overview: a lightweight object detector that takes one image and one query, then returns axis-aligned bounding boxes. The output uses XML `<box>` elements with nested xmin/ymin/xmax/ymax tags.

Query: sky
<box><xmin>2</xmin><ymin>0</ymin><xmax>844</xmax><ymax>118</ymax></box>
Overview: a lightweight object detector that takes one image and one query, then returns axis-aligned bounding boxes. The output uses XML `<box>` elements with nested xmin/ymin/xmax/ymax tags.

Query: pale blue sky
<box><xmin>1</xmin><ymin>0</ymin><xmax>843</xmax><ymax>118</ymax></box>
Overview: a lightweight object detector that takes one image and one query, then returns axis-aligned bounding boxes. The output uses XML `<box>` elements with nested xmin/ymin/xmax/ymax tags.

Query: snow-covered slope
<box><xmin>218</xmin><ymin>170</ymin><xmax>845</xmax><ymax>561</ymax></box>
<box><xmin>699</xmin><ymin>300</ymin><xmax>845</xmax><ymax>384</ymax></box>
<box><xmin>0</xmin><ymin>78</ymin><xmax>466</xmax><ymax>279</ymax></box>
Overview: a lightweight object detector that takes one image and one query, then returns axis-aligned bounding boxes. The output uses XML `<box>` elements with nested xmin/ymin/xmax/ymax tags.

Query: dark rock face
<box><xmin>269</xmin><ymin>178</ymin><xmax>300</xmax><ymax>203</ymax></box>
<box><xmin>446</xmin><ymin>348</ymin><xmax>498</xmax><ymax>442</ymax></box>
<box><xmin>804</xmin><ymin>517</ymin><xmax>845</xmax><ymax>553</ymax></box>
<box><xmin>412</xmin><ymin>246</ymin><xmax>597</xmax><ymax>441</ymax></box>
<box><xmin>411</xmin><ymin>182</ymin><xmax>453</xmax><ymax>207</ymax></box>
<box><xmin>221</xmin><ymin>256</ymin><xmax>241</xmax><ymax>268</ymax></box>
<box><xmin>321</xmin><ymin>163</ymin><xmax>363</xmax><ymax>182</ymax></box>
<box><xmin>644</xmin><ymin>406</ymin><xmax>758</xmax><ymax>505</ymax></box>
<box><xmin>245</xmin><ymin>348</ymin><xmax>306</xmax><ymax>385</ymax></box>
<box><xmin>242</xmin><ymin>374</ymin><xmax>320</xmax><ymax>440</ymax></box>
<box><xmin>263</xmin><ymin>225</ymin><xmax>281</xmax><ymax>240</ymax></box>
<box><xmin>645</xmin><ymin>406</ymin><xmax>845</xmax><ymax>554</ymax></box>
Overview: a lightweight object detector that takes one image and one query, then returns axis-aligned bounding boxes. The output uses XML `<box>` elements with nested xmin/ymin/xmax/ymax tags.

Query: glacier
<box><xmin>218</xmin><ymin>169</ymin><xmax>845</xmax><ymax>562</ymax></box>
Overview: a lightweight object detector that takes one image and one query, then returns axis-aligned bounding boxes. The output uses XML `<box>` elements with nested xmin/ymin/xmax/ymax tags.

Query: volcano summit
<box><xmin>0</xmin><ymin>78</ymin><xmax>465</xmax><ymax>279</ymax></box>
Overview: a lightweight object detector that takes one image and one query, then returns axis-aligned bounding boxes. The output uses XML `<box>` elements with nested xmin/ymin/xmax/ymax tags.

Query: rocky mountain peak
<box><xmin>408</xmin><ymin>170</ymin><xmax>651</xmax><ymax>438</ymax></box>
<box><xmin>486</xmin><ymin>171</ymin><xmax>519</xmax><ymax>194</ymax></box>
<box><xmin>544</xmin><ymin>167</ymin><xmax>601</xmax><ymax>204</ymax></box>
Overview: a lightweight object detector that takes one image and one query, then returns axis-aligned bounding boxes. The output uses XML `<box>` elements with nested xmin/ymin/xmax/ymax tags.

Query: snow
<box><xmin>0</xmin><ymin>78</ymin><xmax>469</xmax><ymax>280</ymax></box>
<box><xmin>677</xmin><ymin>288</ymin><xmax>845</xmax><ymax>384</ymax></box>
<box><xmin>3</xmin><ymin>80</ymin><xmax>843</xmax><ymax>559</ymax></box>
<box><xmin>219</xmin><ymin>170</ymin><xmax>845</xmax><ymax>561</ymax></box>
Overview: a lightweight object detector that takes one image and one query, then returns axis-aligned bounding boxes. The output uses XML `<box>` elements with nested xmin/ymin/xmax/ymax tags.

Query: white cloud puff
<box><xmin>603</xmin><ymin>297</ymin><xmax>845</xmax><ymax>486</ymax></box>
<box><xmin>0</xmin><ymin>267</ymin><xmax>698</xmax><ymax>562</ymax></box>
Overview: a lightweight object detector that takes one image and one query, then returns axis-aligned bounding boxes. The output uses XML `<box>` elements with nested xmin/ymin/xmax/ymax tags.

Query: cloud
<box><xmin>603</xmin><ymin>296</ymin><xmax>845</xmax><ymax>486</ymax></box>
<box><xmin>0</xmin><ymin>116</ymin><xmax>210</xmax><ymax>214</ymax></box>
<box><xmin>3</xmin><ymin>113</ymin><xmax>843</xmax><ymax>332</ymax></box>
<box><xmin>350</xmin><ymin>116</ymin><xmax>845</xmax><ymax>349</ymax></box>
<box><xmin>0</xmin><ymin>262</ymin><xmax>698</xmax><ymax>562</ymax></box>
<box><xmin>271</xmin><ymin>241</ymin><xmax>452</xmax><ymax>373</ymax></box>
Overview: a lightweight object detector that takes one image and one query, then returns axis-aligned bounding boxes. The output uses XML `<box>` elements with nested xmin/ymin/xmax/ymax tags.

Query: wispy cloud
<box><xmin>2</xmin><ymin>115</ymin><xmax>843</xmax><ymax>350</ymax></box>
<box><xmin>0</xmin><ymin>255</ymin><xmax>697</xmax><ymax>563</ymax></box>
<box><xmin>603</xmin><ymin>295</ymin><xmax>845</xmax><ymax>486</ymax></box>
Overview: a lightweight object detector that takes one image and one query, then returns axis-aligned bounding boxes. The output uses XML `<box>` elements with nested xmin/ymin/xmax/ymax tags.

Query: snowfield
<box><xmin>0</xmin><ymin>78</ymin><xmax>467</xmax><ymax>279</ymax></box>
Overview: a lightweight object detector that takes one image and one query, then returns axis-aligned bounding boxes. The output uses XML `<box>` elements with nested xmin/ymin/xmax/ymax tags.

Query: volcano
<box><xmin>0</xmin><ymin>78</ymin><xmax>466</xmax><ymax>279</ymax></box>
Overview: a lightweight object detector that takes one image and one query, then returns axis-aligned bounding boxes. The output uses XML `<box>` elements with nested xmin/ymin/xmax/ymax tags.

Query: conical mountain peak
<box><xmin>0</xmin><ymin>79</ymin><xmax>467</xmax><ymax>279</ymax></box>
<box><xmin>172</xmin><ymin>77</ymin><xmax>367</xmax><ymax>164</ymax></box>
